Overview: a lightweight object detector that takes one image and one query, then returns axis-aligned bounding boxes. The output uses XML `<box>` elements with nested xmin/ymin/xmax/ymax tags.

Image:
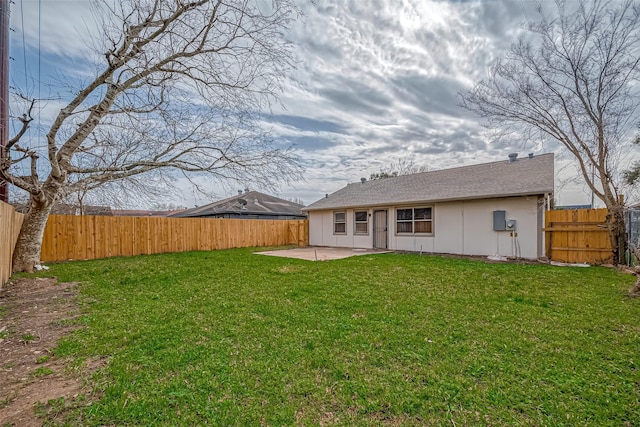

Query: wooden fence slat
<box><xmin>0</xmin><ymin>201</ymin><xmax>24</xmax><ymax>288</ymax></box>
<box><xmin>545</xmin><ymin>208</ymin><xmax>613</xmax><ymax>264</ymax></box>
<box><xmin>39</xmin><ymin>215</ymin><xmax>309</xmax><ymax>263</ymax></box>
<box><xmin>551</xmin><ymin>247</ymin><xmax>613</xmax><ymax>252</ymax></box>
<box><xmin>543</xmin><ymin>227</ymin><xmax>607</xmax><ymax>232</ymax></box>
<box><xmin>2</xmin><ymin>213</ymin><xmax>305</xmax><ymax>278</ymax></box>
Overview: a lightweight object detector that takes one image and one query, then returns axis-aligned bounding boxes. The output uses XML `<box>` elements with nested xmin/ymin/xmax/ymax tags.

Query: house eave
<box><xmin>176</xmin><ymin>210</ymin><xmax>306</xmax><ymax>218</ymax></box>
<box><xmin>302</xmin><ymin>191</ymin><xmax>552</xmax><ymax>212</ymax></box>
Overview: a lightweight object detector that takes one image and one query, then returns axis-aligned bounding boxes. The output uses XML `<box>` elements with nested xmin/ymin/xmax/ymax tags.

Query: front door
<box><xmin>373</xmin><ymin>210</ymin><xmax>388</xmax><ymax>249</ymax></box>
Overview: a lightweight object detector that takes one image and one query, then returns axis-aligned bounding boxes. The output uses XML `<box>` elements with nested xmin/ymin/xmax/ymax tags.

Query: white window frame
<box><xmin>354</xmin><ymin>210</ymin><xmax>369</xmax><ymax>235</ymax></box>
<box><xmin>395</xmin><ymin>206</ymin><xmax>433</xmax><ymax>235</ymax></box>
<box><xmin>333</xmin><ymin>211</ymin><xmax>347</xmax><ymax>234</ymax></box>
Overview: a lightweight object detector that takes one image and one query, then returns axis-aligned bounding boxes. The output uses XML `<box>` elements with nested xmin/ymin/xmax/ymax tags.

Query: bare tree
<box><xmin>369</xmin><ymin>159</ymin><xmax>428</xmax><ymax>180</ymax></box>
<box><xmin>285</xmin><ymin>196</ymin><xmax>305</xmax><ymax>206</ymax></box>
<box><xmin>624</xmin><ymin>136</ymin><xmax>640</xmax><ymax>186</ymax></box>
<box><xmin>2</xmin><ymin>0</ymin><xmax>304</xmax><ymax>272</ymax></box>
<box><xmin>152</xmin><ymin>202</ymin><xmax>187</xmax><ymax>211</ymax></box>
<box><xmin>59</xmin><ymin>173</ymin><xmax>172</xmax><ymax>215</ymax></box>
<box><xmin>460</xmin><ymin>0</ymin><xmax>640</xmax><ymax>265</ymax></box>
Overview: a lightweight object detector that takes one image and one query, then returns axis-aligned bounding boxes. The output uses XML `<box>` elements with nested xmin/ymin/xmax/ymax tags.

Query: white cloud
<box><xmin>13</xmin><ymin>0</ymin><xmax>97</xmax><ymax>56</ymax></box>
<box><xmin>9</xmin><ymin>0</ymin><xmax>636</xmax><ymax>208</ymax></box>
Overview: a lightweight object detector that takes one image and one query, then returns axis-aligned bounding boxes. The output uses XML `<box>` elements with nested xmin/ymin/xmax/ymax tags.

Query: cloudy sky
<box><xmin>10</xmin><ymin>0</ymin><xmax>638</xmax><ymax>208</ymax></box>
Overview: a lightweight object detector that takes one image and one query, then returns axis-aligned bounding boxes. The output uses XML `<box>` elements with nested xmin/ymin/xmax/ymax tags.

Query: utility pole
<box><xmin>0</xmin><ymin>0</ymin><xmax>8</xmax><ymax>203</ymax></box>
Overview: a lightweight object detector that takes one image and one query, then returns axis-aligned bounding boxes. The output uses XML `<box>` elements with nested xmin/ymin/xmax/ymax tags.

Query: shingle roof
<box><xmin>112</xmin><ymin>209</ymin><xmax>185</xmax><ymax>217</ymax></box>
<box><xmin>51</xmin><ymin>204</ymin><xmax>113</xmax><ymax>216</ymax></box>
<box><xmin>303</xmin><ymin>153</ymin><xmax>554</xmax><ymax>211</ymax></box>
<box><xmin>169</xmin><ymin>190</ymin><xmax>306</xmax><ymax>218</ymax></box>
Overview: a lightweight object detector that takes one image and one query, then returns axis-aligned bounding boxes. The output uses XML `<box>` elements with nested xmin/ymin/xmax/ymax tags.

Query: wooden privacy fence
<box><xmin>545</xmin><ymin>208</ymin><xmax>613</xmax><ymax>264</ymax></box>
<box><xmin>1</xmin><ymin>201</ymin><xmax>24</xmax><ymax>287</ymax></box>
<box><xmin>41</xmin><ymin>215</ymin><xmax>308</xmax><ymax>263</ymax></box>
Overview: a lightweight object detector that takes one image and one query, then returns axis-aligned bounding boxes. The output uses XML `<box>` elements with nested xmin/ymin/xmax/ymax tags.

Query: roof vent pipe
<box><xmin>325</xmin><ymin>194</ymin><xmax>328</xmax><ymax>198</ymax></box>
<box><xmin>360</xmin><ymin>177</ymin><xmax>366</xmax><ymax>183</ymax></box>
<box><xmin>528</xmin><ymin>153</ymin><xmax>534</xmax><ymax>159</ymax></box>
<box><xmin>508</xmin><ymin>153</ymin><xmax>518</xmax><ymax>163</ymax></box>
<box><xmin>238</xmin><ymin>190</ymin><xmax>243</xmax><ymax>195</ymax></box>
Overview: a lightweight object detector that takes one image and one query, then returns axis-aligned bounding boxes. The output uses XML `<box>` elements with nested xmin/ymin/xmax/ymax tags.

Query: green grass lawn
<box><xmin>33</xmin><ymin>248</ymin><xmax>639</xmax><ymax>426</ymax></box>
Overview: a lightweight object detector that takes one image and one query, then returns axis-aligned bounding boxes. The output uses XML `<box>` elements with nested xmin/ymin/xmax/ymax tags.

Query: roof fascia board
<box><xmin>302</xmin><ymin>192</ymin><xmax>551</xmax><ymax>212</ymax></box>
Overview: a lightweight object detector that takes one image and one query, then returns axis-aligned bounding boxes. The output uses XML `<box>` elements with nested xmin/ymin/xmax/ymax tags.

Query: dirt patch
<box><xmin>0</xmin><ymin>277</ymin><xmax>101</xmax><ymax>426</ymax></box>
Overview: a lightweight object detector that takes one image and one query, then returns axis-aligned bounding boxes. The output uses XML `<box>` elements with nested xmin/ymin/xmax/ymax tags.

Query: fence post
<box><xmin>1</xmin><ymin>201</ymin><xmax>24</xmax><ymax>287</ymax></box>
<box><xmin>546</xmin><ymin>221</ymin><xmax>552</xmax><ymax>261</ymax></box>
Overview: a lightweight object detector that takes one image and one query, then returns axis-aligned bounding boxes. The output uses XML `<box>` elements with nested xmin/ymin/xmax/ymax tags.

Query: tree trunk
<box><xmin>629</xmin><ymin>246</ymin><xmax>640</xmax><ymax>297</ymax></box>
<box><xmin>607</xmin><ymin>203</ymin><xmax>627</xmax><ymax>266</ymax></box>
<box><xmin>630</xmin><ymin>276</ymin><xmax>640</xmax><ymax>297</ymax></box>
<box><xmin>12</xmin><ymin>199</ymin><xmax>54</xmax><ymax>273</ymax></box>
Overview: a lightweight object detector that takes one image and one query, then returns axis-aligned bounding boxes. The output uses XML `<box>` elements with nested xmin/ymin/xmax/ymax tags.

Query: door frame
<box><xmin>373</xmin><ymin>209</ymin><xmax>388</xmax><ymax>249</ymax></box>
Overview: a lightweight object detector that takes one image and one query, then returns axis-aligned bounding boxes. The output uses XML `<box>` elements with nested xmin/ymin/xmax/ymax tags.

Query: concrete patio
<box><xmin>254</xmin><ymin>246</ymin><xmax>391</xmax><ymax>261</ymax></box>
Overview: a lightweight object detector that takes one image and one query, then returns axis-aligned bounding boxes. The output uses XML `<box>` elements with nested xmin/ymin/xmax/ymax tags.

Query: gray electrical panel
<box><xmin>493</xmin><ymin>210</ymin><xmax>506</xmax><ymax>231</ymax></box>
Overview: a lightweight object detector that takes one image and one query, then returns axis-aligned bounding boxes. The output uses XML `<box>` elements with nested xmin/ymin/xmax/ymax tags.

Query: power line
<box><xmin>20</xmin><ymin>0</ymin><xmax>26</xmax><ymax>89</ymax></box>
<box><xmin>519</xmin><ymin>0</ymin><xmax>545</xmax><ymax>25</ymax></box>
<box><xmin>37</xmin><ymin>0</ymin><xmax>42</xmax><ymax>176</ymax></box>
<box><xmin>38</xmin><ymin>0</ymin><xmax>41</xmax><ymax>115</ymax></box>
<box><xmin>0</xmin><ymin>0</ymin><xmax>7</xmax><ymax>202</ymax></box>
<box><xmin>519</xmin><ymin>0</ymin><xmax>532</xmax><ymax>24</ymax></box>
<box><xmin>17</xmin><ymin>0</ymin><xmax>33</xmax><ymax>149</ymax></box>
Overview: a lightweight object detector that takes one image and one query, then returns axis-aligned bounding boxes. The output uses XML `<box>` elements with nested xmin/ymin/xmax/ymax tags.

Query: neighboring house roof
<box><xmin>169</xmin><ymin>190</ymin><xmax>306</xmax><ymax>218</ymax></box>
<box><xmin>112</xmin><ymin>209</ymin><xmax>186</xmax><ymax>217</ymax></box>
<box><xmin>52</xmin><ymin>204</ymin><xmax>113</xmax><ymax>215</ymax></box>
<box><xmin>554</xmin><ymin>204</ymin><xmax>593</xmax><ymax>210</ymax></box>
<box><xmin>303</xmin><ymin>153</ymin><xmax>554</xmax><ymax>211</ymax></box>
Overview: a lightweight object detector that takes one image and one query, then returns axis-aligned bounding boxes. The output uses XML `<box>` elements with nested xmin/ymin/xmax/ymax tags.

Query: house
<box><xmin>302</xmin><ymin>153</ymin><xmax>554</xmax><ymax>259</ymax></box>
<box><xmin>112</xmin><ymin>209</ymin><xmax>186</xmax><ymax>217</ymax></box>
<box><xmin>169</xmin><ymin>190</ymin><xmax>306</xmax><ymax>220</ymax></box>
<box><xmin>56</xmin><ymin>204</ymin><xmax>114</xmax><ymax>216</ymax></box>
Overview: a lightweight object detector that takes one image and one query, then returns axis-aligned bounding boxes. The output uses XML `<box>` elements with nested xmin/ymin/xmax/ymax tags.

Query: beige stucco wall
<box><xmin>308</xmin><ymin>208</ymin><xmax>372</xmax><ymax>249</ymax></box>
<box><xmin>307</xmin><ymin>195</ymin><xmax>544</xmax><ymax>259</ymax></box>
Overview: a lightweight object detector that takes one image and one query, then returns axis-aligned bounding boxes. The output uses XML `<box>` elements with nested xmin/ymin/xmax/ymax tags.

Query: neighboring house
<box><xmin>55</xmin><ymin>204</ymin><xmax>114</xmax><ymax>216</ymax></box>
<box><xmin>554</xmin><ymin>204</ymin><xmax>593</xmax><ymax>210</ymax></box>
<box><xmin>169</xmin><ymin>190</ymin><xmax>306</xmax><ymax>220</ymax></box>
<box><xmin>12</xmin><ymin>203</ymin><xmax>114</xmax><ymax>216</ymax></box>
<box><xmin>112</xmin><ymin>209</ymin><xmax>186</xmax><ymax>217</ymax></box>
<box><xmin>302</xmin><ymin>153</ymin><xmax>554</xmax><ymax>259</ymax></box>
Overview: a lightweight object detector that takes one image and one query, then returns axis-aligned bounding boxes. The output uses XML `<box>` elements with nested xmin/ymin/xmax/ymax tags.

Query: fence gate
<box><xmin>288</xmin><ymin>220</ymin><xmax>309</xmax><ymax>247</ymax></box>
<box><xmin>545</xmin><ymin>209</ymin><xmax>613</xmax><ymax>264</ymax></box>
<box><xmin>627</xmin><ymin>208</ymin><xmax>640</xmax><ymax>265</ymax></box>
